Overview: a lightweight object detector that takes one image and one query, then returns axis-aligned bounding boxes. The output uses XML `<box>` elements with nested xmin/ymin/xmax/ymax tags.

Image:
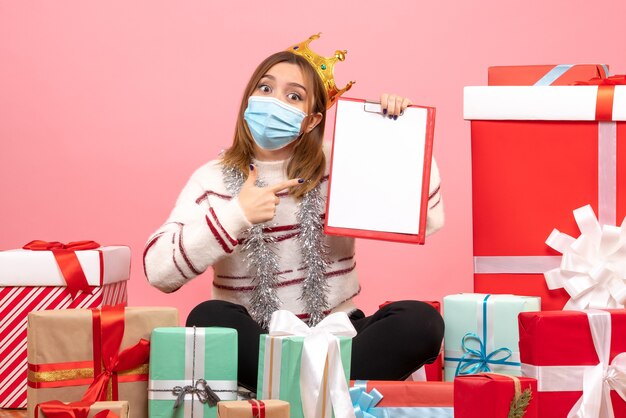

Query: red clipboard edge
<box><xmin>323</xmin><ymin>97</ymin><xmax>436</xmax><ymax>245</ymax></box>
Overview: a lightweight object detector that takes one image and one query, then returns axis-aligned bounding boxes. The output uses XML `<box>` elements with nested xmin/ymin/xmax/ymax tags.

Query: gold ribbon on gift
<box><xmin>27</xmin><ymin>306</ymin><xmax>150</xmax><ymax>403</ymax></box>
<box><xmin>28</xmin><ymin>364</ymin><xmax>149</xmax><ymax>389</ymax></box>
<box><xmin>480</xmin><ymin>373</ymin><xmax>531</xmax><ymax>418</ymax></box>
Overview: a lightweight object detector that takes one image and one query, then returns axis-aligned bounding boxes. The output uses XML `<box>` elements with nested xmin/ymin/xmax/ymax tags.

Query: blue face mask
<box><xmin>243</xmin><ymin>96</ymin><xmax>307</xmax><ymax>151</ymax></box>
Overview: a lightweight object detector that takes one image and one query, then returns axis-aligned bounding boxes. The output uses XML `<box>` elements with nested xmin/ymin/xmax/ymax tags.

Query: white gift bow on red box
<box><xmin>522</xmin><ymin>310</ymin><xmax>626</xmax><ymax>418</ymax></box>
<box><xmin>268</xmin><ymin>310</ymin><xmax>357</xmax><ymax>418</ymax></box>
<box><xmin>544</xmin><ymin>205</ymin><xmax>626</xmax><ymax>309</ymax></box>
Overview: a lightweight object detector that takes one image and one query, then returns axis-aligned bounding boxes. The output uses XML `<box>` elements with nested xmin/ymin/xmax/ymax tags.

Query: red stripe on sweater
<box><xmin>213</xmin><ymin>263</ymin><xmax>357</xmax><ymax>291</ymax></box>
<box><xmin>263</xmin><ymin>224</ymin><xmax>300</xmax><ymax>233</ymax></box>
<box><xmin>196</xmin><ymin>190</ymin><xmax>233</xmax><ymax>204</ymax></box>
<box><xmin>209</xmin><ymin>207</ymin><xmax>239</xmax><ymax>246</ymax></box>
<box><xmin>217</xmin><ymin>269</ymin><xmax>294</xmax><ymax>280</ymax></box>
<box><xmin>143</xmin><ymin>232</ymin><xmax>165</xmax><ymax>277</ymax></box>
<box><xmin>429</xmin><ymin>185</ymin><xmax>441</xmax><ymax>200</ymax></box>
<box><xmin>178</xmin><ymin>224</ymin><xmax>202</xmax><ymax>275</ymax></box>
<box><xmin>337</xmin><ymin>255</ymin><xmax>355</xmax><ymax>263</ymax></box>
<box><xmin>429</xmin><ymin>196</ymin><xmax>441</xmax><ymax>210</ymax></box>
<box><xmin>172</xmin><ymin>232</ymin><xmax>192</xmax><ymax>280</ymax></box>
<box><xmin>297</xmin><ymin>254</ymin><xmax>355</xmax><ymax>271</ymax></box>
<box><xmin>206</xmin><ymin>216</ymin><xmax>233</xmax><ymax>254</ymax></box>
<box><xmin>275</xmin><ymin>232</ymin><xmax>300</xmax><ymax>242</ymax></box>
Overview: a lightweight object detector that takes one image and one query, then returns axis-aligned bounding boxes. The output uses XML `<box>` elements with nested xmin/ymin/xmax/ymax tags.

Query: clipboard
<box><xmin>324</xmin><ymin>97</ymin><xmax>436</xmax><ymax>244</ymax></box>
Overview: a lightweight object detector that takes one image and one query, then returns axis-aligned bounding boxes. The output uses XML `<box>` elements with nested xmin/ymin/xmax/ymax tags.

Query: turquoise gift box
<box><xmin>443</xmin><ymin>293</ymin><xmax>540</xmax><ymax>381</ymax></box>
<box><xmin>257</xmin><ymin>334</ymin><xmax>352</xmax><ymax>418</ymax></box>
<box><xmin>148</xmin><ymin>327</ymin><xmax>238</xmax><ymax>418</ymax></box>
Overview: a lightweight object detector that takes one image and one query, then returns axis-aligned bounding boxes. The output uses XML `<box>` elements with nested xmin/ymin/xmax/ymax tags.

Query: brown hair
<box><xmin>220</xmin><ymin>51</ymin><xmax>328</xmax><ymax>198</ymax></box>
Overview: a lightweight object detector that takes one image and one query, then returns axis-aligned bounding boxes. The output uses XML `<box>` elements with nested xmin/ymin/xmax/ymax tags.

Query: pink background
<box><xmin>2</xmin><ymin>1</ymin><xmax>625</xmax><ymax>323</ymax></box>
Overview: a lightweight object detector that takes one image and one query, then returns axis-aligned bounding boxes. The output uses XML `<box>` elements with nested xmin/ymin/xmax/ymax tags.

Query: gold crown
<box><xmin>287</xmin><ymin>33</ymin><xmax>355</xmax><ymax>109</ymax></box>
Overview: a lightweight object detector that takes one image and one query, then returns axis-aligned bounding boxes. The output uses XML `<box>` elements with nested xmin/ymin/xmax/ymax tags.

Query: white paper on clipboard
<box><xmin>327</xmin><ymin>99</ymin><xmax>429</xmax><ymax>235</ymax></box>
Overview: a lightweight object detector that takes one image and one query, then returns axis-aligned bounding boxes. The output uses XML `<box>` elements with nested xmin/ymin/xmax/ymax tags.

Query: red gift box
<box><xmin>488</xmin><ymin>64</ymin><xmax>608</xmax><ymax>86</ymax></box>
<box><xmin>0</xmin><ymin>242</ymin><xmax>129</xmax><ymax>409</ymax></box>
<box><xmin>379</xmin><ymin>301</ymin><xmax>443</xmax><ymax>381</ymax></box>
<box><xmin>519</xmin><ymin>310</ymin><xmax>626</xmax><ymax>417</ymax></box>
<box><xmin>465</xmin><ymin>77</ymin><xmax>626</xmax><ymax>310</ymax></box>
<box><xmin>454</xmin><ymin>373</ymin><xmax>537</xmax><ymax>418</ymax></box>
<box><xmin>350</xmin><ymin>380</ymin><xmax>454</xmax><ymax>410</ymax></box>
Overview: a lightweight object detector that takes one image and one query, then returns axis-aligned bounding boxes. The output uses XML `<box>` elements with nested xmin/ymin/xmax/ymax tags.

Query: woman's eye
<box><xmin>287</xmin><ymin>92</ymin><xmax>302</xmax><ymax>101</ymax></box>
<box><xmin>258</xmin><ymin>85</ymin><xmax>271</xmax><ymax>93</ymax></box>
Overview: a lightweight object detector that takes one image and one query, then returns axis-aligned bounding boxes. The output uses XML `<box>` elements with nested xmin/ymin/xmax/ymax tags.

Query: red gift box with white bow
<box><xmin>464</xmin><ymin>75</ymin><xmax>626</xmax><ymax>310</ymax></box>
<box><xmin>519</xmin><ymin>309</ymin><xmax>626</xmax><ymax>417</ymax></box>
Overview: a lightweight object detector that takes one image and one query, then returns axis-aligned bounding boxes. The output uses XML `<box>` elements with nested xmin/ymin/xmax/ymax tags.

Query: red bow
<box><xmin>574</xmin><ymin>75</ymin><xmax>626</xmax><ymax>86</ymax></box>
<box><xmin>23</xmin><ymin>240</ymin><xmax>101</xmax><ymax>299</ymax></box>
<box><xmin>36</xmin><ymin>400</ymin><xmax>119</xmax><ymax>418</ymax></box>
<box><xmin>81</xmin><ymin>305</ymin><xmax>151</xmax><ymax>403</ymax></box>
<box><xmin>574</xmin><ymin>75</ymin><xmax>626</xmax><ymax>121</ymax></box>
<box><xmin>248</xmin><ymin>400</ymin><xmax>266</xmax><ymax>418</ymax></box>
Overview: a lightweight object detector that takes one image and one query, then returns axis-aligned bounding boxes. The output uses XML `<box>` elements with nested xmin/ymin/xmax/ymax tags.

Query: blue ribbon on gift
<box><xmin>350</xmin><ymin>381</ymin><xmax>385</xmax><ymax>418</ymax></box>
<box><xmin>444</xmin><ymin>294</ymin><xmax>521</xmax><ymax>376</ymax></box>
<box><xmin>350</xmin><ymin>381</ymin><xmax>453</xmax><ymax>418</ymax></box>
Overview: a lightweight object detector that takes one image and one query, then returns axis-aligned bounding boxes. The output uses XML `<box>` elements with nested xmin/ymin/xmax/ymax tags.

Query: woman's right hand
<box><xmin>238</xmin><ymin>164</ymin><xmax>303</xmax><ymax>224</ymax></box>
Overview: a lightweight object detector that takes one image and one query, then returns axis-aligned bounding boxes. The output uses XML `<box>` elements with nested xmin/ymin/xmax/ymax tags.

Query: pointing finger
<box><xmin>269</xmin><ymin>178</ymin><xmax>304</xmax><ymax>193</ymax></box>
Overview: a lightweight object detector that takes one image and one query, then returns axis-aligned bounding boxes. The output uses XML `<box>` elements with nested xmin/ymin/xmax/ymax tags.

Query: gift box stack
<box><xmin>450</xmin><ymin>63</ymin><xmax>626</xmax><ymax>417</ymax></box>
<box><xmin>0</xmin><ymin>241</ymin><xmax>131</xmax><ymax>409</ymax></box>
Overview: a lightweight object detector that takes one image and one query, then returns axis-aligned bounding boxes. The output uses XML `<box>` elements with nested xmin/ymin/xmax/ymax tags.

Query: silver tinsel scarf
<box><xmin>221</xmin><ymin>164</ymin><xmax>329</xmax><ymax>327</ymax></box>
<box><xmin>296</xmin><ymin>184</ymin><xmax>330</xmax><ymax>326</ymax></box>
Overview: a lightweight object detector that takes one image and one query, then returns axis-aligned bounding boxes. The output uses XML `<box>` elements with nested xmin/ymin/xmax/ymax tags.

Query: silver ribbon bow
<box><xmin>172</xmin><ymin>378</ymin><xmax>221</xmax><ymax>408</ymax></box>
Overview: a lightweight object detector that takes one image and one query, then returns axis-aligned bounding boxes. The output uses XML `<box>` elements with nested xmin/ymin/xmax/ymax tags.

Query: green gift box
<box><xmin>257</xmin><ymin>311</ymin><xmax>355</xmax><ymax>418</ymax></box>
<box><xmin>443</xmin><ymin>293</ymin><xmax>540</xmax><ymax>381</ymax></box>
<box><xmin>149</xmin><ymin>327</ymin><xmax>238</xmax><ymax>418</ymax></box>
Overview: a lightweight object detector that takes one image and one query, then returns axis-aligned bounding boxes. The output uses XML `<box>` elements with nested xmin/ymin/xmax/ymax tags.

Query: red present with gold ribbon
<box><xmin>26</xmin><ymin>306</ymin><xmax>178</xmax><ymax>418</ymax></box>
<box><xmin>0</xmin><ymin>242</ymin><xmax>130</xmax><ymax>409</ymax></box>
<box><xmin>217</xmin><ymin>400</ymin><xmax>290</xmax><ymax>418</ymax></box>
<box><xmin>36</xmin><ymin>400</ymin><xmax>129</xmax><ymax>418</ymax></box>
<box><xmin>464</xmin><ymin>74</ymin><xmax>626</xmax><ymax>310</ymax></box>
<box><xmin>488</xmin><ymin>64</ymin><xmax>608</xmax><ymax>86</ymax></box>
<box><xmin>454</xmin><ymin>373</ymin><xmax>538</xmax><ymax>418</ymax></box>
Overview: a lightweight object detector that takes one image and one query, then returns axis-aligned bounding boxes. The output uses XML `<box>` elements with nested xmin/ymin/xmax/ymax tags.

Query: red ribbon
<box><xmin>575</xmin><ymin>75</ymin><xmax>626</xmax><ymax>121</ymax></box>
<box><xmin>81</xmin><ymin>305</ymin><xmax>150</xmax><ymax>403</ymax></box>
<box><xmin>23</xmin><ymin>240</ymin><xmax>101</xmax><ymax>299</ymax></box>
<box><xmin>36</xmin><ymin>400</ymin><xmax>119</xmax><ymax>418</ymax></box>
<box><xmin>248</xmin><ymin>400</ymin><xmax>266</xmax><ymax>418</ymax></box>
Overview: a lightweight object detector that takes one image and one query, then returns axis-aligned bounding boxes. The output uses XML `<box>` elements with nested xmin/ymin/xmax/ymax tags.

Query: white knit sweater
<box><xmin>144</xmin><ymin>142</ymin><xmax>444</xmax><ymax>320</ymax></box>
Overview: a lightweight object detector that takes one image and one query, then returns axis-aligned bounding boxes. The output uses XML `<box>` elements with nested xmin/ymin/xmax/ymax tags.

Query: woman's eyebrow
<box><xmin>288</xmin><ymin>82</ymin><xmax>307</xmax><ymax>92</ymax></box>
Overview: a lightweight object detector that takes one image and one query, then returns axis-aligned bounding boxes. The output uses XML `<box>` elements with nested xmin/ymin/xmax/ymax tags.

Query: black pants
<box><xmin>186</xmin><ymin>300</ymin><xmax>444</xmax><ymax>390</ymax></box>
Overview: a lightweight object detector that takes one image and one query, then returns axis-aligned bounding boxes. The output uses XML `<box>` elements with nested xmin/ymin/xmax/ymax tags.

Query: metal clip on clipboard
<box><xmin>363</xmin><ymin>101</ymin><xmax>405</xmax><ymax>115</ymax></box>
<box><xmin>363</xmin><ymin>101</ymin><xmax>382</xmax><ymax>114</ymax></box>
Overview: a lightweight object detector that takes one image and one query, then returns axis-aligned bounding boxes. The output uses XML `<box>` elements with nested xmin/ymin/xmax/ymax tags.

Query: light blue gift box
<box><xmin>443</xmin><ymin>293</ymin><xmax>540</xmax><ymax>381</ymax></box>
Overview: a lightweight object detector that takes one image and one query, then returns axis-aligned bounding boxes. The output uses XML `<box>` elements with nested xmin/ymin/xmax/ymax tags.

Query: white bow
<box><xmin>544</xmin><ymin>205</ymin><xmax>626</xmax><ymax>310</ymax></box>
<box><xmin>567</xmin><ymin>311</ymin><xmax>626</xmax><ymax>418</ymax></box>
<box><xmin>268</xmin><ymin>310</ymin><xmax>357</xmax><ymax>418</ymax></box>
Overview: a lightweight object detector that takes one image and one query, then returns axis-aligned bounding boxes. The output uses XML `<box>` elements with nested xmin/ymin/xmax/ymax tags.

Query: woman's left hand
<box><xmin>380</xmin><ymin>93</ymin><xmax>412</xmax><ymax>119</ymax></box>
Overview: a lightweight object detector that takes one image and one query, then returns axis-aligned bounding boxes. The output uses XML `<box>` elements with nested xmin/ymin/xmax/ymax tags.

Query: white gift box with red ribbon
<box><xmin>0</xmin><ymin>243</ymin><xmax>130</xmax><ymax>408</ymax></box>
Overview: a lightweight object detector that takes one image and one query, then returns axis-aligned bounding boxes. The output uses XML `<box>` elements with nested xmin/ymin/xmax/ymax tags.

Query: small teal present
<box><xmin>443</xmin><ymin>294</ymin><xmax>540</xmax><ymax>381</ymax></box>
<box><xmin>257</xmin><ymin>310</ymin><xmax>356</xmax><ymax>418</ymax></box>
<box><xmin>148</xmin><ymin>327</ymin><xmax>238</xmax><ymax>418</ymax></box>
